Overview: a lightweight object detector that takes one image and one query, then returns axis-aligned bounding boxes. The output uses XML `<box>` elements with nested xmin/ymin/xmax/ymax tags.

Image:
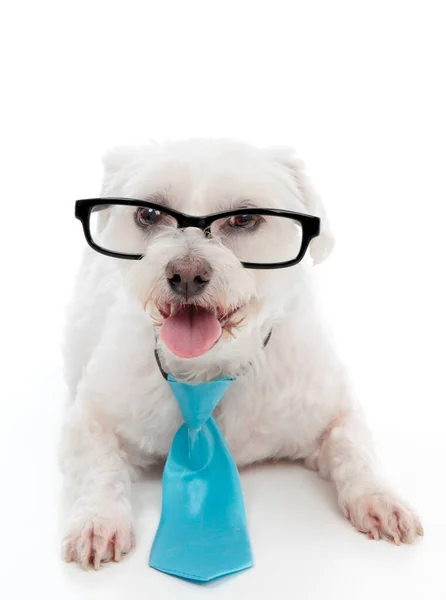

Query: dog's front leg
<box><xmin>305</xmin><ymin>409</ymin><xmax>423</xmax><ymax>544</ymax></box>
<box><xmin>60</xmin><ymin>403</ymin><xmax>135</xmax><ymax>569</ymax></box>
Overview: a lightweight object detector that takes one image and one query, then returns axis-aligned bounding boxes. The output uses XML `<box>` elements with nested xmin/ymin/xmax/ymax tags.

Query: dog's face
<box><xmin>98</xmin><ymin>139</ymin><xmax>333</xmax><ymax>368</ymax></box>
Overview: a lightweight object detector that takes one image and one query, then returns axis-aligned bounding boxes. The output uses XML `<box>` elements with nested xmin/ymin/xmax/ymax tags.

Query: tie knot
<box><xmin>167</xmin><ymin>376</ymin><xmax>234</xmax><ymax>430</ymax></box>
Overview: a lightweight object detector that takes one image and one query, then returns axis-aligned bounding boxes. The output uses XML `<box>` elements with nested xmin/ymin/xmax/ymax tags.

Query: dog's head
<box><xmin>98</xmin><ymin>139</ymin><xmax>333</xmax><ymax>374</ymax></box>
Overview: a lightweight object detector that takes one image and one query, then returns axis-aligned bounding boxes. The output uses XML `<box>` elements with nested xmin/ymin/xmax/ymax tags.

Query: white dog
<box><xmin>60</xmin><ymin>139</ymin><xmax>422</xmax><ymax>569</ymax></box>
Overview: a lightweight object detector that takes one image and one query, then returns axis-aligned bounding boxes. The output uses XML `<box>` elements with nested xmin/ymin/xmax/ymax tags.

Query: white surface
<box><xmin>1</xmin><ymin>1</ymin><xmax>445</xmax><ymax>598</ymax></box>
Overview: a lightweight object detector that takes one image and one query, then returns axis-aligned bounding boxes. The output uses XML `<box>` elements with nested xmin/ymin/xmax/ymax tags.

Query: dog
<box><xmin>60</xmin><ymin>138</ymin><xmax>422</xmax><ymax>569</ymax></box>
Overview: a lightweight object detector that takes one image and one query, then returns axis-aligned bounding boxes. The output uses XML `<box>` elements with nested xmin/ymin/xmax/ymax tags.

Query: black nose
<box><xmin>166</xmin><ymin>259</ymin><xmax>212</xmax><ymax>299</ymax></box>
<box><xmin>168</xmin><ymin>273</ymin><xmax>209</xmax><ymax>298</ymax></box>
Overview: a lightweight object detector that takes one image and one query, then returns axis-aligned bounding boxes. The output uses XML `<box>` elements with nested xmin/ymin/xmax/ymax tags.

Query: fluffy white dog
<box><xmin>61</xmin><ymin>139</ymin><xmax>422</xmax><ymax>569</ymax></box>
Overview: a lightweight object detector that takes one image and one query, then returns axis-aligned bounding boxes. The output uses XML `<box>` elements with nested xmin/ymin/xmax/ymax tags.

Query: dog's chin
<box><xmin>148</xmin><ymin>300</ymin><xmax>248</xmax><ymax>360</ymax></box>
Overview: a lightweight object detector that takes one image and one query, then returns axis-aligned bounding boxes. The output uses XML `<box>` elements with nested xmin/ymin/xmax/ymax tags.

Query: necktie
<box><xmin>149</xmin><ymin>373</ymin><xmax>253</xmax><ymax>582</ymax></box>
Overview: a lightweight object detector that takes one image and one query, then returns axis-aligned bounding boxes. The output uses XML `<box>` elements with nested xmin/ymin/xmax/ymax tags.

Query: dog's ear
<box><xmin>97</xmin><ymin>146</ymin><xmax>146</xmax><ymax>231</ymax></box>
<box><xmin>101</xmin><ymin>146</ymin><xmax>144</xmax><ymax>190</ymax></box>
<box><xmin>266</xmin><ymin>146</ymin><xmax>335</xmax><ymax>264</ymax></box>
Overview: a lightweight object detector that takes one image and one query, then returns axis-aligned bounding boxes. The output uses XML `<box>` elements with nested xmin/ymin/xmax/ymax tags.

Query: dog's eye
<box><xmin>135</xmin><ymin>207</ymin><xmax>162</xmax><ymax>227</ymax></box>
<box><xmin>227</xmin><ymin>214</ymin><xmax>261</xmax><ymax>230</ymax></box>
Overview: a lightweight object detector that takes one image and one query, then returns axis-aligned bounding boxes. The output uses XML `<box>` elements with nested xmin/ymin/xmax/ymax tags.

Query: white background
<box><xmin>1</xmin><ymin>1</ymin><xmax>445</xmax><ymax>599</ymax></box>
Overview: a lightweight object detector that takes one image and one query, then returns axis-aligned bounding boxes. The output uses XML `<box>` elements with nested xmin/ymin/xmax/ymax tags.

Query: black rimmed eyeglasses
<box><xmin>75</xmin><ymin>198</ymin><xmax>321</xmax><ymax>269</ymax></box>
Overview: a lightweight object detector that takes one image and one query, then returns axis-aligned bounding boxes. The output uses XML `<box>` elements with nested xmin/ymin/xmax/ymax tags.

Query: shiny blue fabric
<box><xmin>149</xmin><ymin>375</ymin><xmax>253</xmax><ymax>582</ymax></box>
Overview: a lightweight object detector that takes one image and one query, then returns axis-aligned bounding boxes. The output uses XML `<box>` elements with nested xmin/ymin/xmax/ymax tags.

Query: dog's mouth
<box><xmin>157</xmin><ymin>303</ymin><xmax>243</xmax><ymax>359</ymax></box>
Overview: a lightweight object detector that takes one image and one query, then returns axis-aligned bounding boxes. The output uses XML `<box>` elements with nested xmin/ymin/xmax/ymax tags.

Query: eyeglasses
<box><xmin>75</xmin><ymin>198</ymin><xmax>321</xmax><ymax>269</ymax></box>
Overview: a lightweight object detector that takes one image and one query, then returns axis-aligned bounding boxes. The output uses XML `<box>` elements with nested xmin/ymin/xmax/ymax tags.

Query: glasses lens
<box><xmin>210</xmin><ymin>214</ymin><xmax>303</xmax><ymax>265</ymax></box>
<box><xmin>89</xmin><ymin>203</ymin><xmax>177</xmax><ymax>255</ymax></box>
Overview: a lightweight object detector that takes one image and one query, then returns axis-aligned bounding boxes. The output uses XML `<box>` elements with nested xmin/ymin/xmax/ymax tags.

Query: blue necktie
<box><xmin>149</xmin><ymin>374</ymin><xmax>253</xmax><ymax>582</ymax></box>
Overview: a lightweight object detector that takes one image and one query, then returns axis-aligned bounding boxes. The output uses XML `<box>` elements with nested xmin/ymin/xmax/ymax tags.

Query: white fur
<box><xmin>60</xmin><ymin>139</ymin><xmax>422</xmax><ymax>568</ymax></box>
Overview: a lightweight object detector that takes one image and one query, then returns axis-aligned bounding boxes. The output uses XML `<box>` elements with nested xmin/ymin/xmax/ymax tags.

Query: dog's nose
<box><xmin>166</xmin><ymin>258</ymin><xmax>212</xmax><ymax>299</ymax></box>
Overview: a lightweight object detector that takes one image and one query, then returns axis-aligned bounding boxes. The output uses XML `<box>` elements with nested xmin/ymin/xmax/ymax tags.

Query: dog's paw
<box><xmin>342</xmin><ymin>490</ymin><xmax>423</xmax><ymax>545</ymax></box>
<box><xmin>63</xmin><ymin>511</ymin><xmax>135</xmax><ymax>569</ymax></box>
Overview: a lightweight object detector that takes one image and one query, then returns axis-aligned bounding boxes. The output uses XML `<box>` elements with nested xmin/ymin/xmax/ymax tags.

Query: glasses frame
<box><xmin>75</xmin><ymin>197</ymin><xmax>321</xmax><ymax>269</ymax></box>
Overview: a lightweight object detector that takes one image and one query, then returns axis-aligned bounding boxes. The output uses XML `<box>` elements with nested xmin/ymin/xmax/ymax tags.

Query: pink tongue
<box><xmin>160</xmin><ymin>305</ymin><xmax>222</xmax><ymax>358</ymax></box>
